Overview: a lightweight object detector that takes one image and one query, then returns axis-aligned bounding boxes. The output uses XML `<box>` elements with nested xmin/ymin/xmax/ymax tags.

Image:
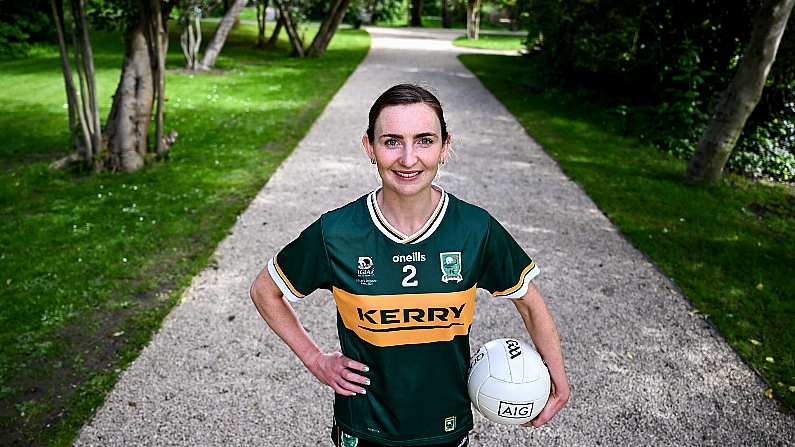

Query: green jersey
<box><xmin>267</xmin><ymin>186</ymin><xmax>539</xmax><ymax>446</ymax></box>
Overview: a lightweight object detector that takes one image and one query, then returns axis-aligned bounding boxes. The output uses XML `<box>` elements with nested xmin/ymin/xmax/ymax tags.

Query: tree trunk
<box><xmin>149</xmin><ymin>0</ymin><xmax>166</xmax><ymax>154</ymax></box>
<box><xmin>441</xmin><ymin>0</ymin><xmax>452</xmax><ymax>28</ymax></box>
<box><xmin>181</xmin><ymin>3</ymin><xmax>202</xmax><ymax>70</ymax></box>
<box><xmin>410</xmin><ymin>0</ymin><xmax>423</xmax><ymax>27</ymax></box>
<box><xmin>67</xmin><ymin>0</ymin><xmax>102</xmax><ymax>161</ymax></box>
<box><xmin>256</xmin><ymin>0</ymin><xmax>269</xmax><ymax>47</ymax></box>
<box><xmin>266</xmin><ymin>14</ymin><xmax>283</xmax><ymax>48</ymax></box>
<box><xmin>105</xmin><ymin>17</ymin><xmax>155</xmax><ymax>172</ymax></box>
<box><xmin>307</xmin><ymin>0</ymin><xmax>351</xmax><ymax>57</ymax></box>
<box><xmin>467</xmin><ymin>0</ymin><xmax>481</xmax><ymax>39</ymax></box>
<box><xmin>198</xmin><ymin>0</ymin><xmax>247</xmax><ymax>69</ymax></box>
<box><xmin>50</xmin><ymin>0</ymin><xmax>87</xmax><ymax>160</ymax></box>
<box><xmin>223</xmin><ymin>0</ymin><xmax>240</xmax><ymax>26</ymax></box>
<box><xmin>684</xmin><ymin>0</ymin><xmax>795</xmax><ymax>184</ymax></box>
<box><xmin>275</xmin><ymin>0</ymin><xmax>304</xmax><ymax>57</ymax></box>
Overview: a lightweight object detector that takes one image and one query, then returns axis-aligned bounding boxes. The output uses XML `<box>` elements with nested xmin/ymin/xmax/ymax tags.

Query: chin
<box><xmin>384</xmin><ymin>178</ymin><xmax>432</xmax><ymax>197</ymax></box>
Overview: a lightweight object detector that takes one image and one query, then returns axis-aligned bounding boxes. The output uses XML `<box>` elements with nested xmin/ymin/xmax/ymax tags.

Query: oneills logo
<box><xmin>392</xmin><ymin>252</ymin><xmax>426</xmax><ymax>263</ymax></box>
<box><xmin>333</xmin><ymin>286</ymin><xmax>477</xmax><ymax>347</ymax></box>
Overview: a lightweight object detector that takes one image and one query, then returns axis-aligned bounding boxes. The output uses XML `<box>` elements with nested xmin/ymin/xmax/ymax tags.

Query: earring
<box><xmin>370</xmin><ymin>159</ymin><xmax>376</xmax><ymax>164</ymax></box>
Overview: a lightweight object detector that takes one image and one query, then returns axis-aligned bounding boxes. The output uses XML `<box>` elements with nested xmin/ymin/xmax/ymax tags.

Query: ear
<box><xmin>362</xmin><ymin>134</ymin><xmax>375</xmax><ymax>162</ymax></box>
<box><xmin>440</xmin><ymin>132</ymin><xmax>452</xmax><ymax>163</ymax></box>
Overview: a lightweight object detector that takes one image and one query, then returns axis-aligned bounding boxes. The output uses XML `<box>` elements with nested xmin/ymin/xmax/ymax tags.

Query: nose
<box><xmin>399</xmin><ymin>143</ymin><xmax>419</xmax><ymax>167</ymax></box>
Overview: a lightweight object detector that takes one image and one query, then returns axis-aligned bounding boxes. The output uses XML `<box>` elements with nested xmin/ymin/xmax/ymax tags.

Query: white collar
<box><xmin>366</xmin><ymin>185</ymin><xmax>449</xmax><ymax>244</ymax></box>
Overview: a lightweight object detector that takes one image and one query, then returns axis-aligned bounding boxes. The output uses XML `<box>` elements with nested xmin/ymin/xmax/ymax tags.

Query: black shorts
<box><xmin>331</xmin><ymin>424</ymin><xmax>469</xmax><ymax>447</ymax></box>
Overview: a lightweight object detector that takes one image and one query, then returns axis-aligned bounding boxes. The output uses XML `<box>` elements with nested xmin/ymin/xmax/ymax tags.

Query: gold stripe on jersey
<box><xmin>273</xmin><ymin>255</ymin><xmax>305</xmax><ymax>298</ymax></box>
<box><xmin>332</xmin><ymin>285</ymin><xmax>476</xmax><ymax>347</ymax></box>
<box><xmin>493</xmin><ymin>262</ymin><xmax>536</xmax><ymax>297</ymax></box>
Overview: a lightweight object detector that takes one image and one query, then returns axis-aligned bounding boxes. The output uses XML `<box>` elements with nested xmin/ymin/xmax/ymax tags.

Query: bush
<box><xmin>0</xmin><ymin>2</ymin><xmax>51</xmax><ymax>57</ymax></box>
<box><xmin>526</xmin><ymin>0</ymin><xmax>795</xmax><ymax>182</ymax></box>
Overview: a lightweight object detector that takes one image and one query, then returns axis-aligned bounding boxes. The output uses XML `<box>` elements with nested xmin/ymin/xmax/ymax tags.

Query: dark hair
<box><xmin>366</xmin><ymin>84</ymin><xmax>448</xmax><ymax>144</ymax></box>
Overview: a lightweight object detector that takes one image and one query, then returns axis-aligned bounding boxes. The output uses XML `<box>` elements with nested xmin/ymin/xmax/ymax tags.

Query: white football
<box><xmin>467</xmin><ymin>338</ymin><xmax>551</xmax><ymax>425</ymax></box>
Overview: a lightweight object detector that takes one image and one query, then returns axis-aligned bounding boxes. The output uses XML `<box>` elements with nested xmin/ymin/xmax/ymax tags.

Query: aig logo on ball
<box><xmin>497</xmin><ymin>401</ymin><xmax>534</xmax><ymax>419</ymax></box>
<box><xmin>467</xmin><ymin>338</ymin><xmax>551</xmax><ymax>426</ymax></box>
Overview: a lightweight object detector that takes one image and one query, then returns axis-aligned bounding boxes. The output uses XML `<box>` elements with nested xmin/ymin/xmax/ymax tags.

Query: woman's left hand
<box><xmin>523</xmin><ymin>375</ymin><xmax>569</xmax><ymax>428</ymax></box>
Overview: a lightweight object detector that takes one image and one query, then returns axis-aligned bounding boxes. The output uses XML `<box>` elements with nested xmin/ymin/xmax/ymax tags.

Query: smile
<box><xmin>394</xmin><ymin>170</ymin><xmax>421</xmax><ymax>179</ymax></box>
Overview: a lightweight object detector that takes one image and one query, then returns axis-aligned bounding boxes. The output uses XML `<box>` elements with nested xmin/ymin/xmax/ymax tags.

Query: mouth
<box><xmin>393</xmin><ymin>170</ymin><xmax>422</xmax><ymax>181</ymax></box>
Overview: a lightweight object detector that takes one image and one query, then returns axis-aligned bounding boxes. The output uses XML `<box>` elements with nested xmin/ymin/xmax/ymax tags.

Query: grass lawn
<box><xmin>238</xmin><ymin>6</ymin><xmax>259</xmax><ymax>21</ymax></box>
<box><xmin>0</xmin><ymin>22</ymin><xmax>369</xmax><ymax>445</ymax></box>
<box><xmin>459</xmin><ymin>54</ymin><xmax>795</xmax><ymax>410</ymax></box>
<box><xmin>375</xmin><ymin>13</ymin><xmax>518</xmax><ymax>31</ymax></box>
<box><xmin>452</xmin><ymin>34</ymin><xmax>525</xmax><ymax>51</ymax></box>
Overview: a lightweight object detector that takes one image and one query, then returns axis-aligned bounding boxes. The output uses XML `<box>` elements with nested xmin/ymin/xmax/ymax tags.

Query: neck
<box><xmin>377</xmin><ymin>185</ymin><xmax>441</xmax><ymax>237</ymax></box>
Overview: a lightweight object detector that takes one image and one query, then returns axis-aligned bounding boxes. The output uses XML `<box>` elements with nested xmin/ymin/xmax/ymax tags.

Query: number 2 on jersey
<box><xmin>402</xmin><ymin>264</ymin><xmax>418</xmax><ymax>287</ymax></box>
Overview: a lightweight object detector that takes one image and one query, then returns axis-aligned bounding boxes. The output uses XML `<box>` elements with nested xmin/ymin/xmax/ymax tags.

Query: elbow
<box><xmin>250</xmin><ymin>275</ymin><xmax>271</xmax><ymax>310</ymax></box>
<box><xmin>249</xmin><ymin>278</ymin><xmax>260</xmax><ymax>305</ymax></box>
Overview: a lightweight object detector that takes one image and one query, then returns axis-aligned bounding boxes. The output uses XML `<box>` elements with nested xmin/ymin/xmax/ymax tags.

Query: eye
<box><xmin>384</xmin><ymin>138</ymin><xmax>400</xmax><ymax>148</ymax></box>
<box><xmin>419</xmin><ymin>137</ymin><xmax>434</xmax><ymax>145</ymax></box>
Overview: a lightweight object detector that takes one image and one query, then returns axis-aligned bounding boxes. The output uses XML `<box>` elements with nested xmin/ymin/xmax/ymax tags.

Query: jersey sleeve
<box><xmin>267</xmin><ymin>217</ymin><xmax>333</xmax><ymax>302</ymax></box>
<box><xmin>478</xmin><ymin>215</ymin><xmax>540</xmax><ymax>299</ymax></box>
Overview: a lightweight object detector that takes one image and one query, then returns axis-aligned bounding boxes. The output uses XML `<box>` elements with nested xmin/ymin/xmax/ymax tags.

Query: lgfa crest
<box><xmin>440</xmin><ymin>252</ymin><xmax>463</xmax><ymax>283</ymax></box>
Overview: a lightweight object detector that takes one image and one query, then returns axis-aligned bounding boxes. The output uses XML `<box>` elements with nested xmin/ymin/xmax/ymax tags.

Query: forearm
<box><xmin>512</xmin><ymin>283</ymin><xmax>568</xmax><ymax>388</ymax></box>
<box><xmin>249</xmin><ymin>269</ymin><xmax>321</xmax><ymax>368</ymax></box>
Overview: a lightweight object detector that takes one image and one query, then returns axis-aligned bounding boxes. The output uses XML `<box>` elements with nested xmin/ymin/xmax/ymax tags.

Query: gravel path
<box><xmin>76</xmin><ymin>27</ymin><xmax>794</xmax><ymax>446</ymax></box>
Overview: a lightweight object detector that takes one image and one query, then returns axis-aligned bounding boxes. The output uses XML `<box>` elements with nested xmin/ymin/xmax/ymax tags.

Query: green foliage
<box><xmin>0</xmin><ymin>22</ymin><xmax>370</xmax><ymax>445</ymax></box>
<box><xmin>0</xmin><ymin>0</ymin><xmax>52</xmax><ymax>56</ymax></box>
<box><xmin>372</xmin><ymin>0</ymin><xmax>409</xmax><ymax>25</ymax></box>
<box><xmin>461</xmin><ymin>52</ymin><xmax>795</xmax><ymax>410</ymax></box>
<box><xmin>344</xmin><ymin>0</ymin><xmax>373</xmax><ymax>27</ymax></box>
<box><xmin>526</xmin><ymin>0</ymin><xmax>795</xmax><ymax>181</ymax></box>
<box><xmin>730</xmin><ymin>114</ymin><xmax>795</xmax><ymax>181</ymax></box>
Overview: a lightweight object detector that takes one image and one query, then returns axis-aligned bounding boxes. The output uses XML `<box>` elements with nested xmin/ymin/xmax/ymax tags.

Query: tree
<box><xmin>307</xmin><ymin>0</ymin><xmax>352</xmax><ymax>56</ymax></box>
<box><xmin>410</xmin><ymin>0</ymin><xmax>423</xmax><ymax>26</ymax></box>
<box><xmin>50</xmin><ymin>0</ymin><xmax>176</xmax><ymax>172</ymax></box>
<box><xmin>179</xmin><ymin>1</ymin><xmax>203</xmax><ymax>70</ymax></box>
<box><xmin>441</xmin><ymin>0</ymin><xmax>452</xmax><ymax>28</ymax></box>
<box><xmin>51</xmin><ymin>0</ymin><xmax>102</xmax><ymax>166</ymax></box>
<box><xmin>466</xmin><ymin>0</ymin><xmax>481</xmax><ymax>39</ymax></box>
<box><xmin>684</xmin><ymin>0</ymin><xmax>795</xmax><ymax>184</ymax></box>
<box><xmin>256</xmin><ymin>0</ymin><xmax>269</xmax><ymax>47</ymax></box>
<box><xmin>266</xmin><ymin>14</ymin><xmax>284</xmax><ymax>48</ymax></box>
<box><xmin>275</xmin><ymin>0</ymin><xmax>352</xmax><ymax>57</ymax></box>
<box><xmin>198</xmin><ymin>0</ymin><xmax>246</xmax><ymax>69</ymax></box>
<box><xmin>105</xmin><ymin>0</ymin><xmax>175</xmax><ymax>170</ymax></box>
<box><xmin>275</xmin><ymin>0</ymin><xmax>304</xmax><ymax>56</ymax></box>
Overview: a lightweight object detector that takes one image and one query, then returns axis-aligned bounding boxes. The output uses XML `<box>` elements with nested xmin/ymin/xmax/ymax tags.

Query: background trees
<box><xmin>49</xmin><ymin>0</ymin><xmax>175</xmax><ymax>172</ymax></box>
<box><xmin>276</xmin><ymin>0</ymin><xmax>352</xmax><ymax>57</ymax></box>
<box><xmin>4</xmin><ymin>0</ymin><xmax>793</xmax><ymax>182</ymax></box>
<box><xmin>15</xmin><ymin>0</ymin><xmax>358</xmax><ymax>173</ymax></box>
<box><xmin>685</xmin><ymin>0</ymin><xmax>794</xmax><ymax>183</ymax></box>
<box><xmin>526</xmin><ymin>0</ymin><xmax>795</xmax><ymax>183</ymax></box>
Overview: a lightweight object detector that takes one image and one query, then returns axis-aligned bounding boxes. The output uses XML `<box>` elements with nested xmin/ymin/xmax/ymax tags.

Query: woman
<box><xmin>250</xmin><ymin>84</ymin><xmax>569</xmax><ymax>446</ymax></box>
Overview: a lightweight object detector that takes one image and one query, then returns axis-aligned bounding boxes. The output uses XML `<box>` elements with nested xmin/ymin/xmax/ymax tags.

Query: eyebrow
<box><xmin>380</xmin><ymin>132</ymin><xmax>437</xmax><ymax>139</ymax></box>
